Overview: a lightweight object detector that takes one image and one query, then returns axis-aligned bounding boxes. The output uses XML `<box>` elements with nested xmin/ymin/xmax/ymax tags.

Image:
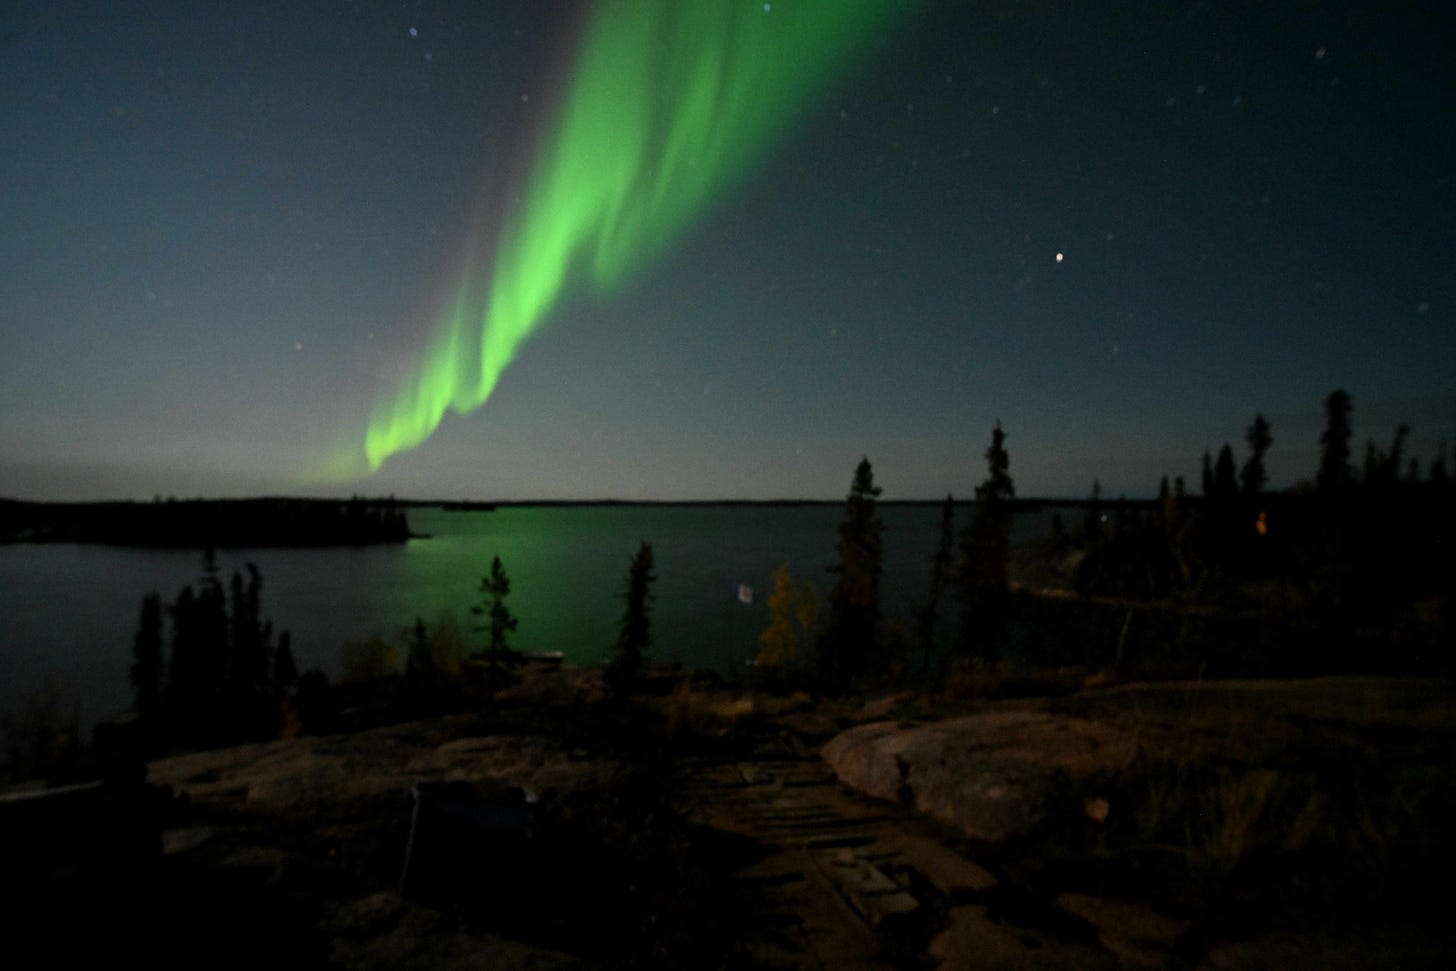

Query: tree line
<box><xmin>751</xmin><ymin>420</ymin><xmax>1018</xmax><ymax>689</ymax></box>
<box><xmin>755</xmin><ymin>387</ymin><xmax>1452</xmax><ymax>687</ymax></box>
<box><xmin>130</xmin><ymin>550</ymin><xmax>301</xmax><ymax>748</ymax></box>
<box><xmin>127</xmin><ymin>384</ymin><xmax>1451</xmax><ymax>748</ymax></box>
<box><xmin>129</xmin><ymin>539</ymin><xmax>662</xmax><ymax>747</ymax></box>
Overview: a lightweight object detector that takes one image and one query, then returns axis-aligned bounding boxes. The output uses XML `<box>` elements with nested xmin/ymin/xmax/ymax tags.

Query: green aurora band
<box><xmin>334</xmin><ymin>0</ymin><xmax>908</xmax><ymax>477</ymax></box>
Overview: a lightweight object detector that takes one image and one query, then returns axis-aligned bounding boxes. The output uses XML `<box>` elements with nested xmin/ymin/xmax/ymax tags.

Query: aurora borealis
<box><xmin>1</xmin><ymin>1</ymin><xmax>1452</xmax><ymax>500</ymax></box>
<box><xmin>349</xmin><ymin>0</ymin><xmax>906</xmax><ymax>476</ymax></box>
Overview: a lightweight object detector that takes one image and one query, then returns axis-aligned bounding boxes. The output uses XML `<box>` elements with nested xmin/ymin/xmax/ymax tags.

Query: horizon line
<box><xmin>1</xmin><ymin>493</ymin><xmax>1200</xmax><ymax>508</ymax></box>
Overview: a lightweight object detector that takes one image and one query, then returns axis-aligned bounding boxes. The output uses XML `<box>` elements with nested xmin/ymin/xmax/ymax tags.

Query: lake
<box><xmin>0</xmin><ymin>504</ymin><xmax>1057</xmax><ymax>724</ymax></box>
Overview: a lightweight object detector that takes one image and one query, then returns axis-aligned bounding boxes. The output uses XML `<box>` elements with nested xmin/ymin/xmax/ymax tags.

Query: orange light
<box><xmin>1255</xmin><ymin>511</ymin><xmax>1268</xmax><ymax>536</ymax></box>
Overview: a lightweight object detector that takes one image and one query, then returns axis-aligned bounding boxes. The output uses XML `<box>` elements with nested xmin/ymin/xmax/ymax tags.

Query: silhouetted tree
<box><xmin>609</xmin><ymin>542</ymin><xmax>656</xmax><ymax>688</ymax></box>
<box><xmin>957</xmin><ymin>422</ymin><xmax>1014</xmax><ymax>662</ymax></box>
<box><xmin>193</xmin><ymin>552</ymin><xmax>228</xmax><ymax>709</ymax></box>
<box><xmin>1084</xmin><ymin>479</ymin><xmax>1103</xmax><ymax>541</ymax></box>
<box><xmin>472</xmin><ymin>555</ymin><xmax>518</xmax><ymax>669</ymax></box>
<box><xmin>1431</xmin><ymin>441</ymin><xmax>1448</xmax><ymax>485</ymax></box>
<box><xmin>154</xmin><ymin>553</ymin><xmax>288</xmax><ymax>745</ymax></box>
<box><xmin>165</xmin><ymin>585</ymin><xmax>203</xmax><ymax>733</ymax></box>
<box><xmin>405</xmin><ymin>618</ymin><xmax>435</xmax><ymax>680</ymax></box>
<box><xmin>1360</xmin><ymin>423</ymin><xmax>1412</xmax><ymax>492</ymax></box>
<box><xmin>1213</xmin><ymin>443</ymin><xmax>1238</xmax><ymax>501</ymax></box>
<box><xmin>1201</xmin><ymin>451</ymin><xmax>1214</xmax><ymax>497</ymax></box>
<box><xmin>274</xmin><ymin>631</ymin><xmax>298</xmax><ymax>688</ymax></box>
<box><xmin>227</xmin><ymin>564</ymin><xmax>272</xmax><ymax>693</ymax></box>
<box><xmin>1388</xmin><ymin>424</ymin><xmax>1410</xmax><ymax>483</ymax></box>
<box><xmin>1318</xmin><ymin>389</ymin><xmax>1354</xmax><ymax>492</ymax></box>
<box><xmin>1157</xmin><ymin>474</ymin><xmax>1176</xmax><ymax>530</ymax></box>
<box><xmin>1362</xmin><ymin>439</ymin><xmax>1380</xmax><ymax>486</ymax></box>
<box><xmin>1241</xmin><ymin>413</ymin><xmax>1273</xmax><ymax>495</ymax></box>
<box><xmin>130</xmin><ymin>593</ymin><xmax>163</xmax><ymax>721</ymax></box>
<box><xmin>916</xmin><ymin>494</ymin><xmax>956</xmax><ymax>672</ymax></box>
<box><xmin>820</xmin><ymin>458</ymin><xmax>885</xmax><ymax>686</ymax></box>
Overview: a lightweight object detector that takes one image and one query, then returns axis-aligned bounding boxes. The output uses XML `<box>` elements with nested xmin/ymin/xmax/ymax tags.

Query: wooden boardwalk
<box><xmin>674</xmin><ymin>751</ymin><xmax>1113</xmax><ymax>970</ymax></box>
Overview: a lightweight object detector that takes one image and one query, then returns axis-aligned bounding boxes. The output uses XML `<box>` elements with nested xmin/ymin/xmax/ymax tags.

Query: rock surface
<box><xmin>821</xmin><ymin>676</ymin><xmax>1456</xmax><ymax>846</ymax></box>
<box><xmin>148</xmin><ymin>715</ymin><xmax>615</xmax><ymax>814</ymax></box>
<box><xmin>822</xmin><ymin>705</ymin><xmax>1137</xmax><ymax>843</ymax></box>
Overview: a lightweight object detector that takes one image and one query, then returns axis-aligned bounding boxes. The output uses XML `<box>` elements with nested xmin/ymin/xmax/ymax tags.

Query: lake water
<box><xmin>0</xmin><ymin>504</ymin><xmax>1055</xmax><ymax>724</ymax></box>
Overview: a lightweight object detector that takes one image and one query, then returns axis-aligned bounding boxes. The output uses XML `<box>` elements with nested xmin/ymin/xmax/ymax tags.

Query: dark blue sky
<box><xmin>2</xmin><ymin>1</ymin><xmax>1451</xmax><ymax>500</ymax></box>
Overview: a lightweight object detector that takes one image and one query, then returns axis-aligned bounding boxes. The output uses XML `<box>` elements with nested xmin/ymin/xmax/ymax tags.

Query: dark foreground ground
<box><xmin>3</xmin><ymin>668</ymin><xmax>1453</xmax><ymax>969</ymax></box>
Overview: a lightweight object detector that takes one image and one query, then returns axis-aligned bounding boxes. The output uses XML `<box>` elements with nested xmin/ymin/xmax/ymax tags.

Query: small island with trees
<box><xmin>0</xmin><ymin>495</ymin><xmax>413</xmax><ymax>547</ymax></box>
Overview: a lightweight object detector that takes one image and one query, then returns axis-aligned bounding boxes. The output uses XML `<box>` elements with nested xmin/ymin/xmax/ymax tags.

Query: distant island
<box><xmin>0</xmin><ymin>496</ymin><xmax>413</xmax><ymax>548</ymax></box>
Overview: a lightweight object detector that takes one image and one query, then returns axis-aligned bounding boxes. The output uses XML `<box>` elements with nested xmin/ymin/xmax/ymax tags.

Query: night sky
<box><xmin>2</xmin><ymin>1</ymin><xmax>1452</xmax><ymax>501</ymax></box>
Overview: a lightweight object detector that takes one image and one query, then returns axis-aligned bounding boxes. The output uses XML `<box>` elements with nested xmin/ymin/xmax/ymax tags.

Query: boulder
<box><xmin>821</xmin><ymin>706</ymin><xmax>1138</xmax><ymax>843</ymax></box>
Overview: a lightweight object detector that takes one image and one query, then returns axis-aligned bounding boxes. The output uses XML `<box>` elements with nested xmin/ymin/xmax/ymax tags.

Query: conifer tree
<box><xmin>165</xmin><ymin>585</ymin><xmax>203</xmax><ymax>737</ymax></box>
<box><xmin>1386</xmin><ymin>424</ymin><xmax>1410</xmax><ymax>486</ymax></box>
<box><xmin>227</xmin><ymin>564</ymin><xmax>272</xmax><ymax>692</ymax></box>
<box><xmin>131</xmin><ymin>593</ymin><xmax>163</xmax><ymax>721</ymax></box>
<box><xmin>194</xmin><ymin>550</ymin><xmax>228</xmax><ymax>704</ymax></box>
<box><xmin>1241</xmin><ymin>413</ymin><xmax>1273</xmax><ymax>495</ymax></box>
<box><xmin>472</xmin><ymin>555</ymin><xmax>519</xmax><ymax>668</ymax></box>
<box><xmin>274</xmin><ymin>631</ymin><xmax>298</xmax><ymax>688</ymax></box>
<box><xmin>1213</xmin><ymin>443</ymin><xmax>1238</xmax><ymax>500</ymax></box>
<box><xmin>609</xmin><ymin>542</ymin><xmax>656</xmax><ymax>687</ymax></box>
<box><xmin>1431</xmin><ymin>441</ymin><xmax>1448</xmax><ymax>485</ymax></box>
<box><xmin>917</xmin><ymin>494</ymin><xmax>955</xmax><ymax>671</ymax></box>
<box><xmin>958</xmin><ymin>422</ymin><xmax>1015</xmax><ymax>662</ymax></box>
<box><xmin>821</xmin><ymin>457</ymin><xmax>884</xmax><ymax>686</ymax></box>
<box><xmin>1084</xmin><ymin>479</ymin><xmax>1103</xmax><ymax>541</ymax></box>
<box><xmin>406</xmin><ymin>618</ymin><xmax>435</xmax><ymax>680</ymax></box>
<box><xmin>1317</xmin><ymin>389</ymin><xmax>1354</xmax><ymax>492</ymax></box>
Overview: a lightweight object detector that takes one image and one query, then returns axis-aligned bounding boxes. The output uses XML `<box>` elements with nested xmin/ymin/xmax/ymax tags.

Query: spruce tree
<box><xmin>131</xmin><ymin>593</ymin><xmax>164</xmax><ymax>721</ymax></box>
<box><xmin>472</xmin><ymin>555</ymin><xmax>519</xmax><ymax>669</ymax></box>
<box><xmin>917</xmin><ymin>494</ymin><xmax>955</xmax><ymax>672</ymax></box>
<box><xmin>405</xmin><ymin>618</ymin><xmax>435</xmax><ymax>680</ymax></box>
<box><xmin>1431</xmin><ymin>441</ymin><xmax>1448</xmax><ymax>485</ymax></box>
<box><xmin>227</xmin><ymin>564</ymin><xmax>272</xmax><ymax>693</ymax></box>
<box><xmin>194</xmin><ymin>551</ymin><xmax>228</xmax><ymax>707</ymax></box>
<box><xmin>1241</xmin><ymin>413</ymin><xmax>1273</xmax><ymax>495</ymax></box>
<box><xmin>274</xmin><ymin>631</ymin><xmax>298</xmax><ymax>688</ymax></box>
<box><xmin>1317</xmin><ymin>389</ymin><xmax>1354</xmax><ymax>492</ymax></box>
<box><xmin>1213</xmin><ymin>443</ymin><xmax>1238</xmax><ymax>500</ymax></box>
<box><xmin>958</xmin><ymin>422</ymin><xmax>1015</xmax><ymax>662</ymax></box>
<box><xmin>821</xmin><ymin>457</ymin><xmax>884</xmax><ymax>686</ymax></box>
<box><xmin>1084</xmin><ymin>479</ymin><xmax>1102</xmax><ymax>541</ymax></box>
<box><xmin>1385</xmin><ymin>424</ymin><xmax>1410</xmax><ymax>486</ymax></box>
<box><xmin>609</xmin><ymin>542</ymin><xmax>656</xmax><ymax>687</ymax></box>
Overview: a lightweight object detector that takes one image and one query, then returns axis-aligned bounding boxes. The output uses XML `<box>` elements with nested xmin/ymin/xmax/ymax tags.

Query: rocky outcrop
<box><xmin>822</xmin><ymin>676</ymin><xmax>1456</xmax><ymax>846</ymax></box>
<box><xmin>148</xmin><ymin>715</ymin><xmax>615</xmax><ymax>814</ymax></box>
<box><xmin>821</xmin><ymin>706</ymin><xmax>1139</xmax><ymax>843</ymax></box>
